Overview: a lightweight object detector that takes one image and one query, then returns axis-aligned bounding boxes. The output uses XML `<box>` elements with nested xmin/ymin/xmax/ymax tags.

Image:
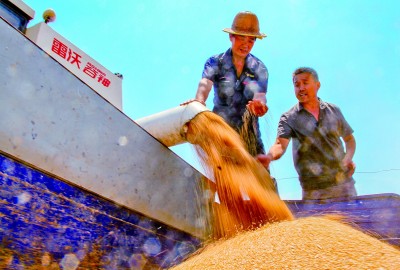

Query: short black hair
<box><xmin>293</xmin><ymin>67</ymin><xmax>319</xmax><ymax>82</ymax></box>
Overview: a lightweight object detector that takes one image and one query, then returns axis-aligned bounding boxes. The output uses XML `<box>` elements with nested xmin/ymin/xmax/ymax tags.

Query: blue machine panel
<box><xmin>0</xmin><ymin>153</ymin><xmax>201</xmax><ymax>269</ymax></box>
<box><xmin>287</xmin><ymin>194</ymin><xmax>400</xmax><ymax>247</ymax></box>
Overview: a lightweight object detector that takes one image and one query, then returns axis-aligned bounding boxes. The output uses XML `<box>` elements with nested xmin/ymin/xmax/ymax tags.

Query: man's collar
<box><xmin>297</xmin><ymin>98</ymin><xmax>325</xmax><ymax>111</ymax></box>
<box><xmin>220</xmin><ymin>48</ymin><xmax>255</xmax><ymax>71</ymax></box>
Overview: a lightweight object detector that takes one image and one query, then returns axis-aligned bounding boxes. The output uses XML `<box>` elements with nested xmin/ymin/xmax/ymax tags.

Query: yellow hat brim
<box><xmin>223</xmin><ymin>28</ymin><xmax>267</xmax><ymax>39</ymax></box>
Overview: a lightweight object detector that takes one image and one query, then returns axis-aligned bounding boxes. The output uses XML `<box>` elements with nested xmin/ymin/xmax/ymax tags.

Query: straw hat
<box><xmin>223</xmin><ymin>11</ymin><xmax>266</xmax><ymax>39</ymax></box>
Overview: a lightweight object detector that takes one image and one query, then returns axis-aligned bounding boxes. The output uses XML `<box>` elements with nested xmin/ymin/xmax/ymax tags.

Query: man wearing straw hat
<box><xmin>182</xmin><ymin>11</ymin><xmax>269</xmax><ymax>156</ymax></box>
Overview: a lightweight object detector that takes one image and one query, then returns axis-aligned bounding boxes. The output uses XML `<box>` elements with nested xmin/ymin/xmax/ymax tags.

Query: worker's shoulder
<box><xmin>320</xmin><ymin>100</ymin><xmax>344</xmax><ymax>114</ymax></box>
<box><xmin>284</xmin><ymin>103</ymin><xmax>301</xmax><ymax>116</ymax></box>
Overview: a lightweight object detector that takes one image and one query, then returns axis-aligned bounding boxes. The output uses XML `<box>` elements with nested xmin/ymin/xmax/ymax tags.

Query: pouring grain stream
<box><xmin>184</xmin><ymin>111</ymin><xmax>294</xmax><ymax>239</ymax></box>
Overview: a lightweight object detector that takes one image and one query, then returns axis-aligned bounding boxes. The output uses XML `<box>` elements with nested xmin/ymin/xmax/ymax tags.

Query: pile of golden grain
<box><xmin>171</xmin><ymin>216</ymin><xmax>400</xmax><ymax>269</ymax></box>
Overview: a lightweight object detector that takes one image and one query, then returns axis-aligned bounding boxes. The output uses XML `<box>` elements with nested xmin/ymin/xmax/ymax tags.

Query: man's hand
<box><xmin>180</xmin><ymin>99</ymin><xmax>206</xmax><ymax>106</ymax></box>
<box><xmin>247</xmin><ymin>99</ymin><xmax>268</xmax><ymax>116</ymax></box>
<box><xmin>257</xmin><ymin>153</ymin><xmax>273</xmax><ymax>169</ymax></box>
<box><xmin>342</xmin><ymin>158</ymin><xmax>356</xmax><ymax>177</ymax></box>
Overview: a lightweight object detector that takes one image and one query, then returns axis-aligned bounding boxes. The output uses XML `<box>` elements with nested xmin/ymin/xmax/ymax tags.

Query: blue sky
<box><xmin>24</xmin><ymin>0</ymin><xmax>400</xmax><ymax>200</ymax></box>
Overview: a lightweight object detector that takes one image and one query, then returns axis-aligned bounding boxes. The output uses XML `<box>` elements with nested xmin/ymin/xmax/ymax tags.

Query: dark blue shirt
<box><xmin>202</xmin><ymin>48</ymin><xmax>268</xmax><ymax>154</ymax></box>
<box><xmin>277</xmin><ymin>99</ymin><xmax>354</xmax><ymax>190</ymax></box>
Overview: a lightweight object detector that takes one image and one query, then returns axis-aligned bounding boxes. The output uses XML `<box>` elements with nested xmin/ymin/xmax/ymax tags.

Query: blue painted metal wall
<box><xmin>0</xmin><ymin>153</ymin><xmax>200</xmax><ymax>269</ymax></box>
<box><xmin>287</xmin><ymin>194</ymin><xmax>400</xmax><ymax>248</ymax></box>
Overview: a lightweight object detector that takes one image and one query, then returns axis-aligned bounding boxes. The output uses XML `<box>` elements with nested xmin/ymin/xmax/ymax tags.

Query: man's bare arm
<box><xmin>257</xmin><ymin>137</ymin><xmax>290</xmax><ymax>168</ymax></box>
<box><xmin>180</xmin><ymin>78</ymin><xmax>213</xmax><ymax>106</ymax></box>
